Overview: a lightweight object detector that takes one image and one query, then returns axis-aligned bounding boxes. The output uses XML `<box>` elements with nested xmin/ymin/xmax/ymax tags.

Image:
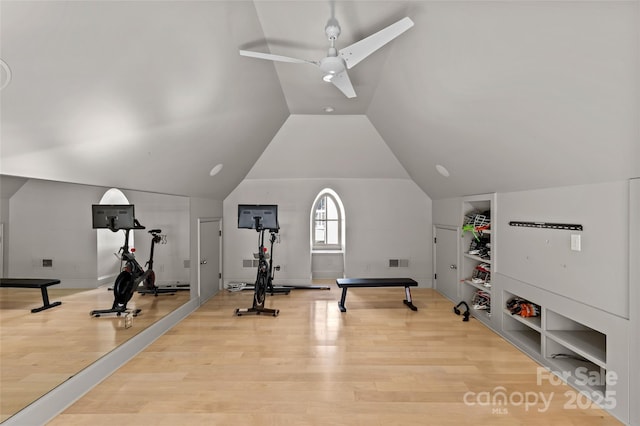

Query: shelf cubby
<box><xmin>546</xmin><ymin>309</ymin><xmax>606</xmax><ymax>368</ymax></box>
<box><xmin>503</xmin><ymin>308</ymin><xmax>542</xmax><ymax>331</ymax></box>
<box><xmin>464</xmin><ymin>279</ymin><xmax>492</xmax><ymax>293</ymax></box>
<box><xmin>544</xmin><ymin>337</ymin><xmax>606</xmax><ymax>396</ymax></box>
<box><xmin>463</xmin><ymin>253</ymin><xmax>491</xmax><ymax>263</ymax></box>
<box><xmin>503</xmin><ymin>312</ymin><xmax>542</xmax><ymax>355</ymax></box>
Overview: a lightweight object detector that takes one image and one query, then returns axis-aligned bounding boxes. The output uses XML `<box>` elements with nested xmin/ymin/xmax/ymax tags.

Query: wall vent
<box><xmin>243</xmin><ymin>259</ymin><xmax>259</xmax><ymax>268</ymax></box>
<box><xmin>388</xmin><ymin>259</ymin><xmax>409</xmax><ymax>268</ymax></box>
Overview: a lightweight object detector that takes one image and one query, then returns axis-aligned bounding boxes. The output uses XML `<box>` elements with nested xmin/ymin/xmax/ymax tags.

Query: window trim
<box><xmin>311</xmin><ymin>191</ymin><xmax>344</xmax><ymax>251</ymax></box>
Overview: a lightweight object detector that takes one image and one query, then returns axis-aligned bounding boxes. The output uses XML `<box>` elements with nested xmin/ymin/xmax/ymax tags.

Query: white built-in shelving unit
<box><xmin>453</xmin><ymin>193</ymin><xmax>628</xmax><ymax>423</ymax></box>
<box><xmin>459</xmin><ymin>194</ymin><xmax>495</xmax><ymax>327</ymax></box>
<box><xmin>501</xmin><ymin>288</ymin><xmax>612</xmax><ymax>400</ymax></box>
<box><xmin>497</xmin><ymin>274</ymin><xmax>628</xmax><ymax>423</ymax></box>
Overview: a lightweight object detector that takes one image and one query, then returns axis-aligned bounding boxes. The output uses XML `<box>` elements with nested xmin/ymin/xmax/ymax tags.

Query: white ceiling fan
<box><xmin>239</xmin><ymin>15</ymin><xmax>414</xmax><ymax>98</ymax></box>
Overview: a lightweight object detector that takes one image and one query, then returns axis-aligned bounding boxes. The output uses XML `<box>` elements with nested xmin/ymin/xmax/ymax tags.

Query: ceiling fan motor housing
<box><xmin>320</xmin><ymin>56</ymin><xmax>345</xmax><ymax>76</ymax></box>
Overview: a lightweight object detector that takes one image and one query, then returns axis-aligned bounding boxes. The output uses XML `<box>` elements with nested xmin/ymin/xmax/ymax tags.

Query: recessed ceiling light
<box><xmin>435</xmin><ymin>164</ymin><xmax>450</xmax><ymax>177</ymax></box>
<box><xmin>209</xmin><ymin>163</ymin><xmax>223</xmax><ymax>177</ymax></box>
<box><xmin>323</xmin><ymin>106</ymin><xmax>334</xmax><ymax>113</ymax></box>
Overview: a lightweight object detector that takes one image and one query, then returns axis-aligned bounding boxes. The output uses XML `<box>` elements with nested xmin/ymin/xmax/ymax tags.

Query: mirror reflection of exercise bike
<box><xmin>235</xmin><ymin>204</ymin><xmax>284</xmax><ymax>317</ymax></box>
<box><xmin>90</xmin><ymin>205</ymin><xmax>171</xmax><ymax>318</ymax></box>
<box><xmin>136</xmin><ymin>229</ymin><xmax>174</xmax><ymax>297</ymax></box>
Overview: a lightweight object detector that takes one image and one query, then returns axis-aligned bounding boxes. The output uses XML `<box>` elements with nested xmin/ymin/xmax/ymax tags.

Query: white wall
<box><xmin>223</xmin><ymin>178</ymin><xmax>432</xmax><ymax>287</ymax></box>
<box><xmin>246</xmin><ymin>115</ymin><xmax>411</xmax><ymax>180</ymax></box>
<box><xmin>497</xmin><ymin>181</ymin><xmax>629</xmax><ymax>318</ymax></box>
<box><xmin>8</xmin><ymin>180</ymin><xmax>105</xmax><ymax>287</ymax></box>
<box><xmin>432</xmin><ymin>196</ymin><xmax>461</xmax><ymax>227</ymax></box>
<box><xmin>6</xmin><ymin>179</ymin><xmax>190</xmax><ymax>288</ymax></box>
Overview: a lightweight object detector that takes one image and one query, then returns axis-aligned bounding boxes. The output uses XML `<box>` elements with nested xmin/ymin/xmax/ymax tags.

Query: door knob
<box><xmin>449</xmin><ymin>264</ymin><xmax>457</xmax><ymax>270</ymax></box>
<box><xmin>200</xmin><ymin>259</ymin><xmax>207</xmax><ymax>265</ymax></box>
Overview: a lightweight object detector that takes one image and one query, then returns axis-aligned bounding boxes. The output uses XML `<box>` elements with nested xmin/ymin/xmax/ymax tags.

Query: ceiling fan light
<box><xmin>323</xmin><ymin>73</ymin><xmax>334</xmax><ymax>82</ymax></box>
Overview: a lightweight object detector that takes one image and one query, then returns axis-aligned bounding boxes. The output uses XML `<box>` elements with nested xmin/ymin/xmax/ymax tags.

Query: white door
<box><xmin>198</xmin><ymin>219</ymin><xmax>221</xmax><ymax>304</ymax></box>
<box><xmin>434</xmin><ymin>226</ymin><xmax>459</xmax><ymax>302</ymax></box>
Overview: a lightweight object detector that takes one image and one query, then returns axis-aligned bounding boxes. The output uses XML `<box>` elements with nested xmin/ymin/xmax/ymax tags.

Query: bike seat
<box><xmin>149</xmin><ymin>229</ymin><xmax>162</xmax><ymax>234</ymax></box>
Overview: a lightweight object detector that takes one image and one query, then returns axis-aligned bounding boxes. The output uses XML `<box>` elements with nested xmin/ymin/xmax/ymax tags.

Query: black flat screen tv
<box><xmin>237</xmin><ymin>204</ymin><xmax>279</xmax><ymax>231</ymax></box>
<box><xmin>92</xmin><ymin>204</ymin><xmax>135</xmax><ymax>231</ymax></box>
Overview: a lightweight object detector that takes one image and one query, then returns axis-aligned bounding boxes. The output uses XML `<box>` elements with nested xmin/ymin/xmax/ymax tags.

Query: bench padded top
<box><xmin>336</xmin><ymin>278</ymin><xmax>418</xmax><ymax>288</ymax></box>
<box><xmin>0</xmin><ymin>278</ymin><xmax>61</xmax><ymax>288</ymax></box>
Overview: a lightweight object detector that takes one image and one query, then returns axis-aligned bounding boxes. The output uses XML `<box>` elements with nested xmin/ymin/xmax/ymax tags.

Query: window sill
<box><xmin>311</xmin><ymin>249</ymin><xmax>344</xmax><ymax>254</ymax></box>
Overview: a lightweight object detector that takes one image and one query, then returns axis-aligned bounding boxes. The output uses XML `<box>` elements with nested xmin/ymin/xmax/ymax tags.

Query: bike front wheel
<box><xmin>254</xmin><ymin>272</ymin><xmax>267</xmax><ymax>308</ymax></box>
<box><xmin>113</xmin><ymin>271</ymin><xmax>134</xmax><ymax>310</ymax></box>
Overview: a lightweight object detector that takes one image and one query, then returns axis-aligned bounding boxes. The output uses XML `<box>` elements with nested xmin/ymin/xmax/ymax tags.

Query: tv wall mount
<box><xmin>509</xmin><ymin>221</ymin><xmax>583</xmax><ymax>231</ymax></box>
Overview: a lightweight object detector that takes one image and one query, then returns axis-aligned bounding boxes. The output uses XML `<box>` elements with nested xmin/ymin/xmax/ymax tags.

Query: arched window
<box><xmin>311</xmin><ymin>189</ymin><xmax>344</xmax><ymax>251</ymax></box>
<box><xmin>97</xmin><ymin>188</ymin><xmax>131</xmax><ymax>282</ymax></box>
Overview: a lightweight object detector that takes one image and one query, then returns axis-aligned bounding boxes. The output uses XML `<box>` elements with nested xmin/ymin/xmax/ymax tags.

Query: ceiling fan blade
<box><xmin>339</xmin><ymin>17</ymin><xmax>414</xmax><ymax>69</ymax></box>
<box><xmin>239</xmin><ymin>50</ymin><xmax>317</xmax><ymax>65</ymax></box>
<box><xmin>330</xmin><ymin>70</ymin><xmax>356</xmax><ymax>98</ymax></box>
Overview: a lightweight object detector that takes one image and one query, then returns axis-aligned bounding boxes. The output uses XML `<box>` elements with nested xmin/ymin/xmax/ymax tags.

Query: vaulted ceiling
<box><xmin>1</xmin><ymin>1</ymin><xmax>638</xmax><ymax>200</ymax></box>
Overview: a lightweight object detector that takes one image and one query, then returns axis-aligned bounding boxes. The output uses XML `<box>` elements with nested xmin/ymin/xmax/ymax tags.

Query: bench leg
<box><xmin>338</xmin><ymin>287</ymin><xmax>348</xmax><ymax>312</ymax></box>
<box><xmin>32</xmin><ymin>287</ymin><xmax>62</xmax><ymax>313</ymax></box>
<box><xmin>403</xmin><ymin>286</ymin><xmax>418</xmax><ymax>311</ymax></box>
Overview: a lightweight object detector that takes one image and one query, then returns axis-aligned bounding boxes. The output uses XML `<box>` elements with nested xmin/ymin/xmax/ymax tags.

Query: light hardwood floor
<box><xmin>0</xmin><ymin>285</ymin><xmax>189</xmax><ymax>422</ymax></box>
<box><xmin>43</xmin><ymin>283</ymin><xmax>622</xmax><ymax>425</ymax></box>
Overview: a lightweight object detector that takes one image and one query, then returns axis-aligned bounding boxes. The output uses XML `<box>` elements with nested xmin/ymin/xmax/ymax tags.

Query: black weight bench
<box><xmin>336</xmin><ymin>278</ymin><xmax>418</xmax><ymax>312</ymax></box>
<box><xmin>0</xmin><ymin>278</ymin><xmax>62</xmax><ymax>313</ymax></box>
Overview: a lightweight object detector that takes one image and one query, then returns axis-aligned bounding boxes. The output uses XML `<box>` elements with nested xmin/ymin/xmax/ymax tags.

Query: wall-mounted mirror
<box><xmin>0</xmin><ymin>175</ymin><xmax>191</xmax><ymax>422</ymax></box>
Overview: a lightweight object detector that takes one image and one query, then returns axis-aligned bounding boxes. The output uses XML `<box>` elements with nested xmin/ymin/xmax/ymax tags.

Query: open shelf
<box><xmin>545</xmin><ymin>337</ymin><xmax>607</xmax><ymax>395</ymax></box>
<box><xmin>546</xmin><ymin>309</ymin><xmax>606</xmax><ymax>368</ymax></box>
<box><xmin>503</xmin><ymin>308</ymin><xmax>541</xmax><ymax>331</ymax></box>
<box><xmin>464</xmin><ymin>279</ymin><xmax>492</xmax><ymax>293</ymax></box>
<box><xmin>471</xmin><ymin>308</ymin><xmax>492</xmax><ymax>325</ymax></box>
<box><xmin>503</xmin><ymin>313</ymin><xmax>542</xmax><ymax>354</ymax></box>
<box><xmin>546</xmin><ymin>330</ymin><xmax>606</xmax><ymax>368</ymax></box>
<box><xmin>463</xmin><ymin>253</ymin><xmax>491</xmax><ymax>263</ymax></box>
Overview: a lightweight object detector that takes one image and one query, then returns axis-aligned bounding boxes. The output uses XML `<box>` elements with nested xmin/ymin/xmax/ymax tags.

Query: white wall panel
<box><xmin>497</xmin><ymin>181</ymin><xmax>629</xmax><ymax>317</ymax></box>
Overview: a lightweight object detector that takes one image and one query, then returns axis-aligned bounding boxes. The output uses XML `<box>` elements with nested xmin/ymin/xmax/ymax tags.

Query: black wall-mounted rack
<box><xmin>509</xmin><ymin>221</ymin><xmax>583</xmax><ymax>231</ymax></box>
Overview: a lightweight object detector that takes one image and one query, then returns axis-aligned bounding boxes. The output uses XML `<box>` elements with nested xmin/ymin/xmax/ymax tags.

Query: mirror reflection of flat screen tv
<box><xmin>92</xmin><ymin>204</ymin><xmax>135</xmax><ymax>230</ymax></box>
<box><xmin>238</xmin><ymin>204</ymin><xmax>279</xmax><ymax>230</ymax></box>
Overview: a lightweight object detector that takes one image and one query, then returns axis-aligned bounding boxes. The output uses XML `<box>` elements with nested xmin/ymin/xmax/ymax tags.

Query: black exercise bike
<box><xmin>91</xmin><ymin>220</ymin><xmax>170</xmax><ymax>317</ymax></box>
<box><xmin>235</xmin><ymin>217</ymin><xmax>282</xmax><ymax>316</ymax></box>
